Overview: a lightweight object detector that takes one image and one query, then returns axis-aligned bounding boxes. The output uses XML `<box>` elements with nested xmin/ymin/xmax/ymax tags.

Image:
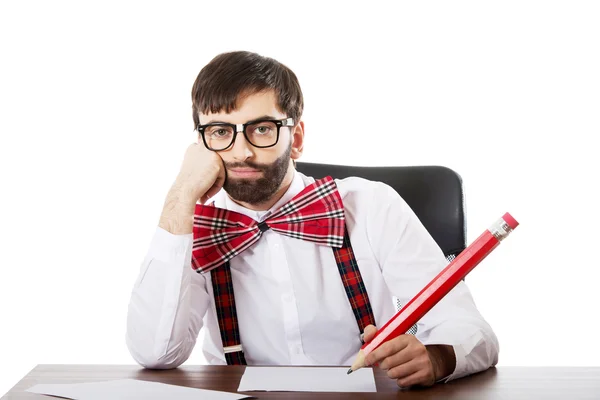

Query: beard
<box><xmin>223</xmin><ymin>143</ymin><xmax>292</xmax><ymax>205</ymax></box>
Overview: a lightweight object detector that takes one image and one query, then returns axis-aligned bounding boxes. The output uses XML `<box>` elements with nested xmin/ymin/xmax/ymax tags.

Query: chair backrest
<box><xmin>295</xmin><ymin>162</ymin><xmax>467</xmax><ymax>260</ymax></box>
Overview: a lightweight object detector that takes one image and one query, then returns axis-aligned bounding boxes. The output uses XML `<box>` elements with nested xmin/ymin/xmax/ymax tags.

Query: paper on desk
<box><xmin>238</xmin><ymin>367</ymin><xmax>376</xmax><ymax>392</ymax></box>
<box><xmin>26</xmin><ymin>378</ymin><xmax>252</xmax><ymax>400</ymax></box>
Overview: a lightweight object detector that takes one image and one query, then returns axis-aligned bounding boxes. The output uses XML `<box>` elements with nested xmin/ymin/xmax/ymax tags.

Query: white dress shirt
<box><xmin>126</xmin><ymin>169</ymin><xmax>499</xmax><ymax>382</ymax></box>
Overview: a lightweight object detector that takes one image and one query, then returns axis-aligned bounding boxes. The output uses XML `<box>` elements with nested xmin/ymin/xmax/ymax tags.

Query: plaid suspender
<box><xmin>210</xmin><ymin>229</ymin><xmax>376</xmax><ymax>365</ymax></box>
<box><xmin>333</xmin><ymin>229</ymin><xmax>377</xmax><ymax>333</ymax></box>
<box><xmin>210</xmin><ymin>262</ymin><xmax>248</xmax><ymax>365</ymax></box>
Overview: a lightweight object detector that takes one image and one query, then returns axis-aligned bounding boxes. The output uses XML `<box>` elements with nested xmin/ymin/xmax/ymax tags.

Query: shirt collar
<box><xmin>223</xmin><ymin>169</ymin><xmax>305</xmax><ymax>222</ymax></box>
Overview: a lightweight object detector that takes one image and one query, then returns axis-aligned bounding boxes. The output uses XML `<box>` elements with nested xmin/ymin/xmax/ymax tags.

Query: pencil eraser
<box><xmin>502</xmin><ymin>212</ymin><xmax>519</xmax><ymax>229</ymax></box>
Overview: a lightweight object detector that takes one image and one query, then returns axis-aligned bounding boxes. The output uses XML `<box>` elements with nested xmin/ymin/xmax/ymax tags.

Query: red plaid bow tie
<box><xmin>191</xmin><ymin>176</ymin><xmax>345</xmax><ymax>273</ymax></box>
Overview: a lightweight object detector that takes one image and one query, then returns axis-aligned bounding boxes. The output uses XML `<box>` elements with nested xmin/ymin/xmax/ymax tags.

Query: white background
<box><xmin>1</xmin><ymin>0</ymin><xmax>599</xmax><ymax>395</ymax></box>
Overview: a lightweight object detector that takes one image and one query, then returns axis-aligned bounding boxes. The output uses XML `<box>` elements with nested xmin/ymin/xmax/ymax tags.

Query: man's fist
<box><xmin>362</xmin><ymin>324</ymin><xmax>454</xmax><ymax>389</ymax></box>
<box><xmin>175</xmin><ymin>142</ymin><xmax>225</xmax><ymax>205</ymax></box>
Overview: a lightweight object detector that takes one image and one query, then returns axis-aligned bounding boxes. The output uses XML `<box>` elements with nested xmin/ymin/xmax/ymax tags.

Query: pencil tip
<box><xmin>347</xmin><ymin>369</ymin><xmax>353</xmax><ymax>375</ymax></box>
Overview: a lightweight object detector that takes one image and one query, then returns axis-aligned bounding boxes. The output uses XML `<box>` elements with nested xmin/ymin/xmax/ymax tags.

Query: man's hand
<box><xmin>362</xmin><ymin>324</ymin><xmax>456</xmax><ymax>389</ymax></box>
<box><xmin>175</xmin><ymin>142</ymin><xmax>225</xmax><ymax>204</ymax></box>
<box><xmin>159</xmin><ymin>142</ymin><xmax>225</xmax><ymax>234</ymax></box>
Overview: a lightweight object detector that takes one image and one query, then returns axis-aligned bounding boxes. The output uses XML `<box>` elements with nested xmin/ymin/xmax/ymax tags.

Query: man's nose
<box><xmin>230</xmin><ymin>130</ymin><xmax>254</xmax><ymax>161</ymax></box>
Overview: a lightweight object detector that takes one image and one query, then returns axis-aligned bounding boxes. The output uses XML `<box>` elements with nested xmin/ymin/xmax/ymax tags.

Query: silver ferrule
<box><xmin>489</xmin><ymin>218</ymin><xmax>513</xmax><ymax>241</ymax></box>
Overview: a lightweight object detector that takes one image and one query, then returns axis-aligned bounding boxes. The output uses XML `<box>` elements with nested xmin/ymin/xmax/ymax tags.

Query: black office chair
<box><xmin>295</xmin><ymin>162</ymin><xmax>467</xmax><ymax>262</ymax></box>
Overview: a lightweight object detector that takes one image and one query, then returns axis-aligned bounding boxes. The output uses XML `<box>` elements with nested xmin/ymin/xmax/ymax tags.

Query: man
<box><xmin>126</xmin><ymin>51</ymin><xmax>499</xmax><ymax>389</ymax></box>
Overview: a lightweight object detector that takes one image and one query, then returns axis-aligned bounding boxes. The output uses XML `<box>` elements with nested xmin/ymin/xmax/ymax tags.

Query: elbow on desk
<box><xmin>465</xmin><ymin>327</ymin><xmax>501</xmax><ymax>376</ymax></box>
<box><xmin>131</xmin><ymin>355</ymin><xmax>184</xmax><ymax>370</ymax></box>
<box><xmin>125</xmin><ymin>333</ymin><xmax>194</xmax><ymax>370</ymax></box>
<box><xmin>488</xmin><ymin>329</ymin><xmax>500</xmax><ymax>367</ymax></box>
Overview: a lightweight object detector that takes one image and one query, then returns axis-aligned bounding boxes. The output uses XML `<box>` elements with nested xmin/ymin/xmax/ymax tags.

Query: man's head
<box><xmin>192</xmin><ymin>51</ymin><xmax>305</xmax><ymax>208</ymax></box>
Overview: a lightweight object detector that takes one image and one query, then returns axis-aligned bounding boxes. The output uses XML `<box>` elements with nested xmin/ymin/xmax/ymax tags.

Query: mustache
<box><xmin>224</xmin><ymin>161</ymin><xmax>269</xmax><ymax>171</ymax></box>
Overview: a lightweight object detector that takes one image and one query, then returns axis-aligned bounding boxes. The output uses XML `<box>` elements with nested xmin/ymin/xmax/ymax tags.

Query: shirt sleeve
<box><xmin>125</xmin><ymin>226</ymin><xmax>211</xmax><ymax>369</ymax></box>
<box><xmin>366</xmin><ymin>182</ymin><xmax>499</xmax><ymax>382</ymax></box>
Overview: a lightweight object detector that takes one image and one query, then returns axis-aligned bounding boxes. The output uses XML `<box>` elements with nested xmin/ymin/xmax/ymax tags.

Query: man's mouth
<box><xmin>228</xmin><ymin>168</ymin><xmax>263</xmax><ymax>178</ymax></box>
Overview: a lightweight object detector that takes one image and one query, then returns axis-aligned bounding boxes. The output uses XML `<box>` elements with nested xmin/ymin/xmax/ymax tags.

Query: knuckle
<box><xmin>418</xmin><ymin>358</ymin><xmax>430</xmax><ymax>370</ymax></box>
<box><xmin>381</xmin><ymin>342</ymin><xmax>391</xmax><ymax>354</ymax></box>
<box><xmin>414</xmin><ymin>344</ymin><xmax>426</xmax><ymax>356</ymax></box>
<box><xmin>397</xmin><ymin>378</ymin><xmax>410</xmax><ymax>388</ymax></box>
<box><xmin>387</xmin><ymin>369</ymin><xmax>398</xmax><ymax>379</ymax></box>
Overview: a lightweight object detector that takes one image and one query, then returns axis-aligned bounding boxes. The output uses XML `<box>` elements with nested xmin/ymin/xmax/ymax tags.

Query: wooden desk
<box><xmin>3</xmin><ymin>365</ymin><xmax>600</xmax><ymax>399</ymax></box>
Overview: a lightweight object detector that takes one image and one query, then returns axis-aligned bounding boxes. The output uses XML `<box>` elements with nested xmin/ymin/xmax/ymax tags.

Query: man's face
<box><xmin>198</xmin><ymin>90</ymin><xmax>303</xmax><ymax>205</ymax></box>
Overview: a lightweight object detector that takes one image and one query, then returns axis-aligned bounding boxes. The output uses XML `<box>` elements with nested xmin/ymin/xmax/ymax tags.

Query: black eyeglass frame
<box><xmin>196</xmin><ymin>117</ymin><xmax>295</xmax><ymax>151</ymax></box>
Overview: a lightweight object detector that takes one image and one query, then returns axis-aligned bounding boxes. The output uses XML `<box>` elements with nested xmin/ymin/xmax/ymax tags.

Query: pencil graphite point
<box><xmin>348</xmin><ymin>349</ymin><xmax>366</xmax><ymax>374</ymax></box>
<box><xmin>347</xmin><ymin>368</ymin><xmax>353</xmax><ymax>375</ymax></box>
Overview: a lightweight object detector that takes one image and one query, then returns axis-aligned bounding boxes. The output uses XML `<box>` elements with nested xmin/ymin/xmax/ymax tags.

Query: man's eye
<box><xmin>209</xmin><ymin>128</ymin><xmax>231</xmax><ymax>138</ymax></box>
<box><xmin>253</xmin><ymin>124</ymin><xmax>274</xmax><ymax>135</ymax></box>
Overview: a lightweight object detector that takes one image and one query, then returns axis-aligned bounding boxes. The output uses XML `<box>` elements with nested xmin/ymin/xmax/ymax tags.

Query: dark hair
<box><xmin>191</xmin><ymin>51</ymin><xmax>304</xmax><ymax>130</ymax></box>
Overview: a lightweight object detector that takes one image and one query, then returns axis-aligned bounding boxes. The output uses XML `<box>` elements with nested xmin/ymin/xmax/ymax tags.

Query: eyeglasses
<box><xmin>197</xmin><ymin>117</ymin><xmax>295</xmax><ymax>151</ymax></box>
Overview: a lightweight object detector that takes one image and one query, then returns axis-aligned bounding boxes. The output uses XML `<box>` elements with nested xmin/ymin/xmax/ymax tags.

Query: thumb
<box><xmin>200</xmin><ymin>168</ymin><xmax>226</xmax><ymax>204</ymax></box>
<box><xmin>362</xmin><ymin>324</ymin><xmax>378</xmax><ymax>343</ymax></box>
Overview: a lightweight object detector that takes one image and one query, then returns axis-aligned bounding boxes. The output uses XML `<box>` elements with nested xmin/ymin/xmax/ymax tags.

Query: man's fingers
<box><xmin>363</xmin><ymin>325</ymin><xmax>377</xmax><ymax>343</ymax></box>
<box><xmin>385</xmin><ymin>358</ymin><xmax>421</xmax><ymax>380</ymax></box>
<box><xmin>201</xmin><ymin>182</ymin><xmax>223</xmax><ymax>203</ymax></box>
<box><xmin>197</xmin><ymin>156</ymin><xmax>226</xmax><ymax>204</ymax></box>
<box><xmin>397</xmin><ymin>369</ymin><xmax>435</xmax><ymax>389</ymax></box>
<box><xmin>378</xmin><ymin>347</ymin><xmax>416</xmax><ymax>371</ymax></box>
<box><xmin>365</xmin><ymin>337</ymin><xmax>409</xmax><ymax>366</ymax></box>
<box><xmin>368</xmin><ymin>342</ymin><xmax>395</xmax><ymax>366</ymax></box>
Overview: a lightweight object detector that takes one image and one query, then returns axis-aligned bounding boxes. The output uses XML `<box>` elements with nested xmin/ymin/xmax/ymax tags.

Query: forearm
<box><xmin>158</xmin><ymin>142</ymin><xmax>224</xmax><ymax>234</ymax></box>
<box><xmin>426</xmin><ymin>344</ymin><xmax>456</xmax><ymax>381</ymax></box>
<box><xmin>158</xmin><ymin>181</ymin><xmax>197</xmax><ymax>235</ymax></box>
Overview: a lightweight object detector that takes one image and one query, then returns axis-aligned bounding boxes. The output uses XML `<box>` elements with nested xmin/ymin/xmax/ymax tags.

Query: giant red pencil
<box><xmin>348</xmin><ymin>212</ymin><xmax>519</xmax><ymax>374</ymax></box>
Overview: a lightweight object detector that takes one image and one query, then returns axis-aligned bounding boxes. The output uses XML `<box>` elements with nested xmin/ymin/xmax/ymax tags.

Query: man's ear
<box><xmin>291</xmin><ymin>120</ymin><xmax>304</xmax><ymax>160</ymax></box>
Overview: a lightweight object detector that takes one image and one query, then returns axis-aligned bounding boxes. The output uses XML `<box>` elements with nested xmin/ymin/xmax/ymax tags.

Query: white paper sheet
<box><xmin>238</xmin><ymin>367</ymin><xmax>377</xmax><ymax>392</ymax></box>
<box><xmin>26</xmin><ymin>378</ymin><xmax>252</xmax><ymax>400</ymax></box>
